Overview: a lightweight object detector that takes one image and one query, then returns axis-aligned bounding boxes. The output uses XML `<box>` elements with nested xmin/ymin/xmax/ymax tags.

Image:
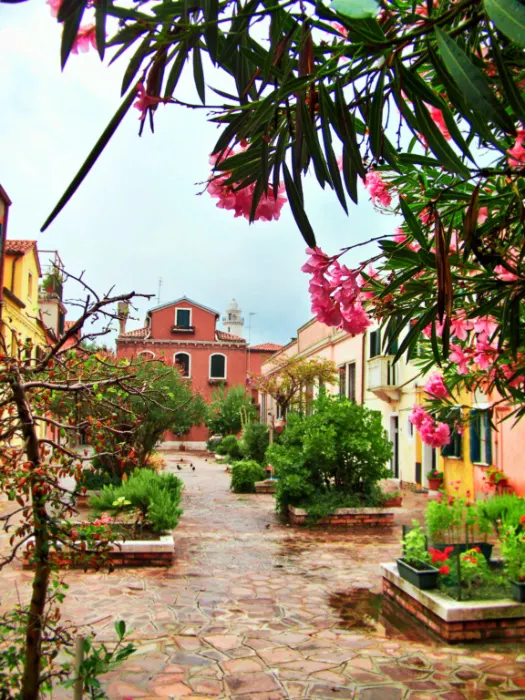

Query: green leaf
<box><xmin>399</xmin><ymin>197</ymin><xmax>427</xmax><ymax>250</ymax></box>
<box><xmin>369</xmin><ymin>69</ymin><xmax>385</xmax><ymax>158</ymax></box>
<box><xmin>320</xmin><ymin>112</ymin><xmax>347</xmax><ymax>213</ymax></box>
<box><xmin>41</xmin><ymin>90</ymin><xmax>136</xmax><ymax>231</ymax></box>
<box><xmin>488</xmin><ymin>30</ymin><xmax>525</xmax><ymax>122</ymax></box>
<box><xmin>121</xmin><ymin>35</ymin><xmax>152</xmax><ymax>96</ymax></box>
<box><xmin>164</xmin><ymin>41</ymin><xmax>191</xmax><ymax>98</ymax></box>
<box><xmin>203</xmin><ymin>0</ymin><xmax>219</xmax><ymax>63</ymax></box>
<box><xmin>331</xmin><ymin>0</ymin><xmax>379</xmax><ymax>18</ymax></box>
<box><xmin>434</xmin><ymin>28</ymin><xmax>515</xmax><ymax>133</ymax></box>
<box><xmin>193</xmin><ymin>43</ymin><xmax>206</xmax><ymax>104</ymax></box>
<box><xmin>283</xmin><ymin>164</ymin><xmax>317</xmax><ymax>248</ymax></box>
<box><xmin>485</xmin><ymin>0</ymin><xmax>525</xmax><ymax>48</ymax></box>
<box><xmin>115</xmin><ymin>620</ymin><xmax>126</xmax><ymax>639</ymax></box>
<box><xmin>60</xmin><ymin>4</ymin><xmax>85</xmax><ymax>70</ymax></box>
<box><xmin>95</xmin><ymin>0</ymin><xmax>108</xmax><ymax>61</ymax></box>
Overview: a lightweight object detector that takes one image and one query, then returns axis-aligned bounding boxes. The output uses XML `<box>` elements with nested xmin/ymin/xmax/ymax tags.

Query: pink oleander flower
<box><xmin>494</xmin><ymin>264</ymin><xmax>518</xmax><ymax>282</ymax></box>
<box><xmin>450</xmin><ymin>312</ymin><xmax>474</xmax><ymax>341</ymax></box>
<box><xmin>393</xmin><ymin>228</ymin><xmax>406</xmax><ymax>245</ymax></box>
<box><xmin>358</xmin><ymin>265</ymin><xmax>378</xmax><ymax>300</ymax></box>
<box><xmin>302</xmin><ymin>248</ymin><xmax>332</xmax><ymax>274</ymax></box>
<box><xmin>424</xmin><ymin>372</ymin><xmax>449</xmax><ymax>400</ymax></box>
<box><xmin>474</xmin><ymin>337</ymin><xmax>497</xmax><ymax>371</ymax></box>
<box><xmin>133</xmin><ymin>82</ymin><xmax>165</xmax><ymax>121</ymax></box>
<box><xmin>422</xmin><ymin>320</ymin><xmax>444</xmax><ymax>339</ymax></box>
<box><xmin>508</xmin><ymin>130</ymin><xmax>525</xmax><ymax>169</ymax></box>
<box><xmin>72</xmin><ymin>25</ymin><xmax>97</xmax><ymax>54</ymax></box>
<box><xmin>449</xmin><ymin>343</ymin><xmax>470</xmax><ymax>375</ymax></box>
<box><xmin>478</xmin><ymin>207</ymin><xmax>488</xmax><ymax>225</ymax></box>
<box><xmin>420</xmin><ymin>419</ymin><xmax>451</xmax><ymax>448</ymax></box>
<box><xmin>409</xmin><ymin>405</ymin><xmax>431</xmax><ymax>430</ymax></box>
<box><xmin>340</xmin><ymin>302</ymin><xmax>371</xmax><ymax>335</ymax></box>
<box><xmin>365</xmin><ymin>171</ymin><xmax>392</xmax><ymax>207</ymax></box>
<box><xmin>474</xmin><ymin>316</ymin><xmax>498</xmax><ymax>340</ymax></box>
<box><xmin>47</xmin><ymin>0</ymin><xmax>62</xmax><ymax>16</ymax></box>
<box><xmin>333</xmin><ymin>22</ymin><xmax>348</xmax><ymax>38</ymax></box>
<box><xmin>502</xmin><ymin>363</ymin><xmax>525</xmax><ymax>389</ymax></box>
<box><xmin>419</xmin><ymin>207</ymin><xmax>433</xmax><ymax>226</ymax></box>
<box><xmin>429</xmin><ymin>106</ymin><xmax>450</xmax><ymax>140</ymax></box>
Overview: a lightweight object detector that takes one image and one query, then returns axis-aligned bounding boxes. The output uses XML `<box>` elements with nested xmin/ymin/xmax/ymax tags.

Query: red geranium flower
<box><xmin>440</xmin><ymin>565</ymin><xmax>450</xmax><ymax>575</ymax></box>
<box><xmin>520</xmin><ymin>515</ymin><xmax>525</xmax><ymax>525</ymax></box>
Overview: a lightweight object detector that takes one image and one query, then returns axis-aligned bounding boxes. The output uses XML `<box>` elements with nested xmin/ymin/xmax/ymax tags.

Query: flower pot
<box><xmin>427</xmin><ymin>477</ymin><xmax>443</xmax><ymax>491</ymax></box>
<box><xmin>396</xmin><ymin>558</ymin><xmax>439</xmax><ymax>590</ymax></box>
<box><xmin>510</xmin><ymin>579</ymin><xmax>525</xmax><ymax>603</ymax></box>
<box><xmin>383</xmin><ymin>497</ymin><xmax>403</xmax><ymax>508</ymax></box>
<box><xmin>432</xmin><ymin>542</ymin><xmax>493</xmax><ymax>562</ymax></box>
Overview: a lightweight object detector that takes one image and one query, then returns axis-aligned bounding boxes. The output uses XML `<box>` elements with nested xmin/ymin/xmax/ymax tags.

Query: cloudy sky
<box><xmin>0</xmin><ymin>2</ymin><xmax>397</xmax><ymax>346</ymax></box>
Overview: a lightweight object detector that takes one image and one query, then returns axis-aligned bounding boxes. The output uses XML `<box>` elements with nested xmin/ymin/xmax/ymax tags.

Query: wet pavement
<box><xmin>1</xmin><ymin>451</ymin><xmax>525</xmax><ymax>698</ymax></box>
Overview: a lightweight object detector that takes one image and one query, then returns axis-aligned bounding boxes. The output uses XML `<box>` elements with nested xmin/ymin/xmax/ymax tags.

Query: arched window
<box><xmin>209</xmin><ymin>353</ymin><xmax>226</xmax><ymax>379</ymax></box>
<box><xmin>174</xmin><ymin>352</ymin><xmax>191</xmax><ymax>378</ymax></box>
<box><xmin>138</xmin><ymin>350</ymin><xmax>155</xmax><ymax>360</ymax></box>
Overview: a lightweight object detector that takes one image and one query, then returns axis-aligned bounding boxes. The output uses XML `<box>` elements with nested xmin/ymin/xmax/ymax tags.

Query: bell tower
<box><xmin>222</xmin><ymin>299</ymin><xmax>244</xmax><ymax>337</ymax></box>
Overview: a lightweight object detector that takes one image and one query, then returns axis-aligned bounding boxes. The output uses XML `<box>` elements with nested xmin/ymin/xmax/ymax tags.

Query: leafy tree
<box><xmin>267</xmin><ymin>395</ymin><xmax>392</xmax><ymax>514</ymax></box>
<box><xmin>240</xmin><ymin>422</ymin><xmax>270</xmax><ymax>464</ymax></box>
<box><xmin>250</xmin><ymin>356</ymin><xmax>337</xmax><ymax>419</ymax></box>
<box><xmin>205</xmin><ymin>386</ymin><xmax>256</xmax><ymax>436</ymax></box>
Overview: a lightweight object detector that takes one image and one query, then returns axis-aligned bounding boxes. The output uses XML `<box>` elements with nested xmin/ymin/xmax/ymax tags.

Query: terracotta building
<box><xmin>116</xmin><ymin>296</ymin><xmax>281</xmax><ymax>447</ymax></box>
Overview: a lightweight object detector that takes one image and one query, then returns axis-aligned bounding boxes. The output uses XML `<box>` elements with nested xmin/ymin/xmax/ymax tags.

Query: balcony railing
<box><xmin>367</xmin><ymin>355</ymin><xmax>400</xmax><ymax>402</ymax></box>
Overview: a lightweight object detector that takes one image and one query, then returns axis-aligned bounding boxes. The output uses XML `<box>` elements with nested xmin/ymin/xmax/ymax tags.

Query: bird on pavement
<box><xmin>176</xmin><ymin>465</ymin><xmax>182</xmax><ymax>470</ymax></box>
<box><xmin>191</xmin><ymin>465</ymin><xmax>195</xmax><ymax>471</ymax></box>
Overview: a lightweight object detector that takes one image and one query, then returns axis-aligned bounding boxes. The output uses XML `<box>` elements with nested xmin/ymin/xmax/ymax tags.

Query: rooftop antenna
<box><xmin>157</xmin><ymin>278</ymin><xmax>162</xmax><ymax>305</ymax></box>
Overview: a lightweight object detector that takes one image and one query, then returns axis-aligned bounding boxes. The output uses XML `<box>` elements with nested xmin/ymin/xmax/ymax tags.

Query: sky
<box><xmin>0</xmin><ymin>2</ymin><xmax>397</xmax><ymax>346</ymax></box>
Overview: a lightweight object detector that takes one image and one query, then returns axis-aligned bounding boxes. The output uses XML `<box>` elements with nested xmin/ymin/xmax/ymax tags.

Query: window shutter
<box><xmin>469</xmin><ymin>409</ymin><xmax>481</xmax><ymax>463</ymax></box>
<box><xmin>348</xmin><ymin>363</ymin><xmax>356</xmax><ymax>402</ymax></box>
<box><xmin>210</xmin><ymin>354</ymin><xmax>226</xmax><ymax>378</ymax></box>
<box><xmin>484</xmin><ymin>411</ymin><xmax>492</xmax><ymax>465</ymax></box>
<box><xmin>339</xmin><ymin>366</ymin><xmax>346</xmax><ymax>397</ymax></box>
<box><xmin>370</xmin><ymin>330</ymin><xmax>380</xmax><ymax>358</ymax></box>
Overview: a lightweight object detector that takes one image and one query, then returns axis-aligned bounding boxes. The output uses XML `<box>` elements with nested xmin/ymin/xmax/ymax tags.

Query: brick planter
<box><xmin>381</xmin><ymin>562</ymin><xmax>525</xmax><ymax>642</ymax></box>
<box><xmin>23</xmin><ymin>534</ymin><xmax>174</xmax><ymax>569</ymax></box>
<box><xmin>288</xmin><ymin>506</ymin><xmax>394</xmax><ymax>527</ymax></box>
<box><xmin>255</xmin><ymin>480</ymin><xmax>278</xmax><ymax>494</ymax></box>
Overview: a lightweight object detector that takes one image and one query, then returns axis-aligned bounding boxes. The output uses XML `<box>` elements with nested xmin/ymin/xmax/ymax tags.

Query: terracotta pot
<box><xmin>427</xmin><ymin>477</ymin><xmax>443</xmax><ymax>491</ymax></box>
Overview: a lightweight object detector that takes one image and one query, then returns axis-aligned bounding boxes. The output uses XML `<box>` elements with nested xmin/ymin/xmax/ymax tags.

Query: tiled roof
<box><xmin>249</xmin><ymin>343</ymin><xmax>283</xmax><ymax>352</ymax></box>
<box><xmin>120</xmin><ymin>327</ymin><xmax>148</xmax><ymax>338</ymax></box>
<box><xmin>216</xmin><ymin>330</ymin><xmax>246</xmax><ymax>343</ymax></box>
<box><xmin>6</xmin><ymin>239</ymin><xmax>37</xmax><ymax>254</ymax></box>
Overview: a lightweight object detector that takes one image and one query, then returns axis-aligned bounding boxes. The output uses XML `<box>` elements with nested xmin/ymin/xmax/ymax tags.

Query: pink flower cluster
<box><xmin>364</xmin><ymin>171</ymin><xmax>392</xmax><ymax>207</ymax></box>
<box><xmin>207</xmin><ymin>151</ymin><xmax>287</xmax><ymax>222</ymax></box>
<box><xmin>424</xmin><ymin>372</ymin><xmax>449</xmax><ymax>399</ymax></box>
<box><xmin>302</xmin><ymin>247</ymin><xmax>371</xmax><ymax>335</ymax></box>
<box><xmin>508</xmin><ymin>130</ymin><xmax>525</xmax><ymax>169</ymax></box>
<box><xmin>72</xmin><ymin>25</ymin><xmax>97</xmax><ymax>54</ymax></box>
<box><xmin>409</xmin><ymin>405</ymin><xmax>451</xmax><ymax>448</ymax></box>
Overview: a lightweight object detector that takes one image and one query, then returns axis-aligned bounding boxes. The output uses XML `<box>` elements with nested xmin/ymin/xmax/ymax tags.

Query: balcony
<box><xmin>367</xmin><ymin>355</ymin><xmax>400</xmax><ymax>402</ymax></box>
<box><xmin>39</xmin><ymin>275</ymin><xmax>63</xmax><ymax>301</ymax></box>
<box><xmin>171</xmin><ymin>324</ymin><xmax>195</xmax><ymax>334</ymax></box>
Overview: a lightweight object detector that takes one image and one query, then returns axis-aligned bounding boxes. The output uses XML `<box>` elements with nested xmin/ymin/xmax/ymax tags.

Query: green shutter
<box><xmin>470</xmin><ymin>409</ymin><xmax>481</xmax><ymax>463</ymax></box>
<box><xmin>370</xmin><ymin>330</ymin><xmax>381</xmax><ymax>358</ymax></box>
<box><xmin>484</xmin><ymin>411</ymin><xmax>492</xmax><ymax>465</ymax></box>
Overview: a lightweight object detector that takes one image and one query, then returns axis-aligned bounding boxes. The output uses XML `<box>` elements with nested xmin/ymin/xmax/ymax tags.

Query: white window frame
<box><xmin>138</xmin><ymin>350</ymin><xmax>155</xmax><ymax>359</ymax></box>
<box><xmin>174</xmin><ymin>351</ymin><xmax>191</xmax><ymax>378</ymax></box>
<box><xmin>175</xmin><ymin>307</ymin><xmax>192</xmax><ymax>328</ymax></box>
<box><xmin>209</xmin><ymin>352</ymin><xmax>227</xmax><ymax>379</ymax></box>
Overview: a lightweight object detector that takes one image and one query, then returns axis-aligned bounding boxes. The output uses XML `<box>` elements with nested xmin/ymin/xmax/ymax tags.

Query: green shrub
<box><xmin>206</xmin><ymin>436</ymin><xmax>223</xmax><ymax>453</ymax></box>
<box><xmin>230</xmin><ymin>460</ymin><xmax>266</xmax><ymax>493</ymax></box>
<box><xmin>267</xmin><ymin>395</ymin><xmax>392</xmax><ymax>515</ymax></box>
<box><xmin>78</xmin><ymin>467</ymin><xmax>121</xmax><ymax>491</ymax></box>
<box><xmin>478</xmin><ymin>494</ymin><xmax>525</xmax><ymax>536</ymax></box>
<box><xmin>89</xmin><ymin>469</ymin><xmax>183</xmax><ymax>532</ymax></box>
<box><xmin>240</xmin><ymin>422</ymin><xmax>269</xmax><ymax>464</ymax></box>
<box><xmin>217</xmin><ymin>434</ymin><xmax>242</xmax><ymax>460</ymax></box>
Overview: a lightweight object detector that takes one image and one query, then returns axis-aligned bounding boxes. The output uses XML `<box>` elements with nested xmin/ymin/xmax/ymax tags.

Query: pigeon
<box><xmin>176</xmin><ymin>465</ymin><xmax>182</xmax><ymax>470</ymax></box>
<box><xmin>191</xmin><ymin>466</ymin><xmax>195</xmax><ymax>471</ymax></box>
<box><xmin>265</xmin><ymin>524</ymin><xmax>270</xmax><ymax>529</ymax></box>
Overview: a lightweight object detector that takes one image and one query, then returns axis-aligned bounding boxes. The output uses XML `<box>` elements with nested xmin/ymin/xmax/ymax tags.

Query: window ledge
<box><xmin>208</xmin><ymin>378</ymin><xmax>227</xmax><ymax>384</ymax></box>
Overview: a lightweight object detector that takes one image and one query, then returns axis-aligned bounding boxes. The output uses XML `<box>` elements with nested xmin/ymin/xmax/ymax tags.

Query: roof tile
<box><xmin>216</xmin><ymin>330</ymin><xmax>246</xmax><ymax>343</ymax></box>
<box><xmin>249</xmin><ymin>342</ymin><xmax>283</xmax><ymax>352</ymax></box>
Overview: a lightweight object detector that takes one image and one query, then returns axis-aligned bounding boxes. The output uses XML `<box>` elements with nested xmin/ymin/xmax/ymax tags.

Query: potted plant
<box><xmin>397</xmin><ymin>521</ymin><xmax>439</xmax><ymax>589</ymax></box>
<box><xmin>427</xmin><ymin>469</ymin><xmax>444</xmax><ymax>491</ymax></box>
<box><xmin>501</xmin><ymin>521</ymin><xmax>525</xmax><ymax>602</ymax></box>
<box><xmin>484</xmin><ymin>466</ymin><xmax>509</xmax><ymax>491</ymax></box>
<box><xmin>382</xmin><ymin>490</ymin><xmax>403</xmax><ymax>508</ymax></box>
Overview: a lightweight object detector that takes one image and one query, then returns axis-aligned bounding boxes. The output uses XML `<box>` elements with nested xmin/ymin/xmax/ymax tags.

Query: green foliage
<box><xmin>90</xmin><ymin>469</ymin><xmax>183</xmax><ymax>533</ymax></box>
<box><xmin>78</xmin><ymin>467</ymin><xmax>122</xmax><ymax>491</ymax></box>
<box><xmin>240</xmin><ymin>422</ymin><xmax>269</xmax><ymax>464</ymax></box>
<box><xmin>205</xmin><ymin>386</ymin><xmax>256</xmax><ymax>437</ymax></box>
<box><xmin>501</xmin><ymin>526</ymin><xmax>525</xmax><ymax>582</ymax></box>
<box><xmin>216</xmin><ymin>434</ymin><xmax>242</xmax><ymax>460</ymax></box>
<box><xmin>267</xmin><ymin>395</ymin><xmax>392</xmax><ymax>515</ymax></box>
<box><xmin>402</xmin><ymin>521</ymin><xmax>431</xmax><ymax>567</ymax></box>
<box><xmin>206</xmin><ymin>436</ymin><xmax>223</xmax><ymax>453</ymax></box>
<box><xmin>230</xmin><ymin>460</ymin><xmax>266</xmax><ymax>493</ymax></box>
<box><xmin>478</xmin><ymin>494</ymin><xmax>525</xmax><ymax>536</ymax></box>
<box><xmin>426</xmin><ymin>496</ymin><xmax>491</xmax><ymax>544</ymax></box>
<box><xmin>303</xmin><ymin>486</ymin><xmax>385</xmax><ymax>523</ymax></box>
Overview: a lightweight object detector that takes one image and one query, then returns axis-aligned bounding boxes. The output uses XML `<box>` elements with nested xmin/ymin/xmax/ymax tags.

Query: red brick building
<box><xmin>116</xmin><ymin>297</ymin><xmax>281</xmax><ymax>447</ymax></box>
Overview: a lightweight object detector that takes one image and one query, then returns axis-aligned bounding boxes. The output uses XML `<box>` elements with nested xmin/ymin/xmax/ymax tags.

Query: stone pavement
<box><xmin>1</xmin><ymin>451</ymin><xmax>525</xmax><ymax>698</ymax></box>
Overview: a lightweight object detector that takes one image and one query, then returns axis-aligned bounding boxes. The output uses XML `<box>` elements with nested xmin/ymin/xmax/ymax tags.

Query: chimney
<box><xmin>117</xmin><ymin>301</ymin><xmax>129</xmax><ymax>336</ymax></box>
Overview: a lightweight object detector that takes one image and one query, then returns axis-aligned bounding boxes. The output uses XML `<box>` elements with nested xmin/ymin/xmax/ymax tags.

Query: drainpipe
<box><xmin>361</xmin><ymin>331</ymin><xmax>366</xmax><ymax>404</ymax></box>
<box><xmin>0</xmin><ymin>188</ymin><xmax>11</xmax><ymax>330</ymax></box>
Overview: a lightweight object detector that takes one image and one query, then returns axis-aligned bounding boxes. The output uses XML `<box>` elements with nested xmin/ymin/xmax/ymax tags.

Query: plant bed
<box><xmin>288</xmin><ymin>505</ymin><xmax>395</xmax><ymax>528</ymax></box>
<box><xmin>255</xmin><ymin>479</ymin><xmax>278</xmax><ymax>494</ymax></box>
<box><xmin>510</xmin><ymin>580</ymin><xmax>525</xmax><ymax>603</ymax></box>
<box><xmin>23</xmin><ymin>530</ymin><xmax>174</xmax><ymax>569</ymax></box>
<box><xmin>397</xmin><ymin>558</ymin><xmax>439</xmax><ymax>589</ymax></box>
<box><xmin>432</xmin><ymin>542</ymin><xmax>493</xmax><ymax>562</ymax></box>
<box><xmin>382</xmin><ymin>562</ymin><xmax>525</xmax><ymax>642</ymax></box>
<box><xmin>382</xmin><ymin>495</ymin><xmax>403</xmax><ymax>508</ymax></box>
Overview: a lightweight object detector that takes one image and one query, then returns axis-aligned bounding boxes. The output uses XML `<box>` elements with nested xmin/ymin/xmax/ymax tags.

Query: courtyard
<box><xmin>1</xmin><ymin>451</ymin><xmax>524</xmax><ymax>699</ymax></box>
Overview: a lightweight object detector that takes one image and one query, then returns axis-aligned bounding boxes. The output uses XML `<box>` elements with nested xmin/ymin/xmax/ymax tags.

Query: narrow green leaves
<box><xmin>193</xmin><ymin>43</ymin><xmax>206</xmax><ymax>104</ymax></box>
<box><xmin>369</xmin><ymin>70</ymin><xmax>385</xmax><ymax>158</ymax></box>
<box><xmin>331</xmin><ymin>0</ymin><xmax>379</xmax><ymax>19</ymax></box>
<box><xmin>283</xmin><ymin>164</ymin><xmax>317</xmax><ymax>248</ymax></box>
<box><xmin>485</xmin><ymin>0</ymin><xmax>525</xmax><ymax>48</ymax></box>
<box><xmin>95</xmin><ymin>0</ymin><xmax>108</xmax><ymax>61</ymax></box>
<box><xmin>60</xmin><ymin>0</ymin><xmax>86</xmax><ymax>69</ymax></box>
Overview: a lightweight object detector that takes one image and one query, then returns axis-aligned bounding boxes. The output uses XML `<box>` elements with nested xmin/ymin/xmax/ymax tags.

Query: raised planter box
<box><xmin>23</xmin><ymin>534</ymin><xmax>174</xmax><ymax>569</ymax></box>
<box><xmin>289</xmin><ymin>505</ymin><xmax>394</xmax><ymax>528</ymax></box>
<box><xmin>255</xmin><ymin>480</ymin><xmax>278</xmax><ymax>494</ymax></box>
<box><xmin>397</xmin><ymin>558</ymin><xmax>439</xmax><ymax>590</ymax></box>
<box><xmin>382</xmin><ymin>496</ymin><xmax>402</xmax><ymax>508</ymax></box>
<box><xmin>511</xmin><ymin>580</ymin><xmax>525</xmax><ymax>603</ymax></box>
<box><xmin>382</xmin><ymin>562</ymin><xmax>525</xmax><ymax>642</ymax></box>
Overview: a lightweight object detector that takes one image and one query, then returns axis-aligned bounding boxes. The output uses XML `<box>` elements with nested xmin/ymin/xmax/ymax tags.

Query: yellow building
<box><xmin>2</xmin><ymin>240</ymin><xmax>47</xmax><ymax>358</ymax></box>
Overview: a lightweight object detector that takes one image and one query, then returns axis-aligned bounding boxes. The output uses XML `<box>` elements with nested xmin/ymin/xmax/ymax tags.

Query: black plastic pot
<box><xmin>432</xmin><ymin>542</ymin><xmax>493</xmax><ymax>562</ymax></box>
<box><xmin>397</xmin><ymin>558</ymin><xmax>439</xmax><ymax>590</ymax></box>
<box><xmin>510</xmin><ymin>579</ymin><xmax>525</xmax><ymax>603</ymax></box>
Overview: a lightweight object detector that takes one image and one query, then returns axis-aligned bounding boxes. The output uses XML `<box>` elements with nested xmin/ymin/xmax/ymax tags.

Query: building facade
<box><xmin>116</xmin><ymin>296</ymin><xmax>280</xmax><ymax>447</ymax></box>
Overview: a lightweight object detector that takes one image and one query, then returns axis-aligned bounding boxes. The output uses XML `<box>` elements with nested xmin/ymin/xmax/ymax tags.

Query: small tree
<box><xmin>241</xmin><ymin>422</ymin><xmax>269</xmax><ymax>464</ymax></box>
<box><xmin>205</xmin><ymin>386</ymin><xmax>256</xmax><ymax>436</ymax></box>
<box><xmin>250</xmin><ymin>356</ymin><xmax>337</xmax><ymax>421</ymax></box>
<box><xmin>268</xmin><ymin>395</ymin><xmax>392</xmax><ymax>515</ymax></box>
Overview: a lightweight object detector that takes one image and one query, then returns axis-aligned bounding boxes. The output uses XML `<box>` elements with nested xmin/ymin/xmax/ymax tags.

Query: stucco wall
<box><xmin>150</xmin><ymin>302</ymin><xmax>217</xmax><ymax>341</ymax></box>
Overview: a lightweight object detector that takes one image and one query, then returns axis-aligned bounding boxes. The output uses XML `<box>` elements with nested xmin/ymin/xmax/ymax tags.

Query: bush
<box><xmin>78</xmin><ymin>467</ymin><xmax>121</xmax><ymax>491</ymax></box>
<box><xmin>216</xmin><ymin>434</ymin><xmax>242</xmax><ymax>460</ymax></box>
<box><xmin>267</xmin><ymin>395</ymin><xmax>392</xmax><ymax>515</ymax></box>
<box><xmin>206</xmin><ymin>436</ymin><xmax>223</xmax><ymax>453</ymax></box>
<box><xmin>230</xmin><ymin>460</ymin><xmax>267</xmax><ymax>493</ymax></box>
<box><xmin>478</xmin><ymin>494</ymin><xmax>525</xmax><ymax>537</ymax></box>
<box><xmin>240</xmin><ymin>422</ymin><xmax>269</xmax><ymax>464</ymax></box>
<box><xmin>89</xmin><ymin>469</ymin><xmax>183</xmax><ymax>532</ymax></box>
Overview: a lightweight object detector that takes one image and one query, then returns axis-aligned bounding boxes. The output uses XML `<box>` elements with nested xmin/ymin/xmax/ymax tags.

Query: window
<box><xmin>339</xmin><ymin>363</ymin><xmax>356</xmax><ymax>401</ymax></box>
<box><xmin>174</xmin><ymin>352</ymin><xmax>191</xmax><ymax>378</ymax></box>
<box><xmin>370</xmin><ymin>329</ymin><xmax>381</xmax><ymax>358</ymax></box>
<box><xmin>176</xmin><ymin>308</ymin><xmax>191</xmax><ymax>328</ymax></box>
<box><xmin>470</xmin><ymin>409</ymin><xmax>492</xmax><ymax>465</ymax></box>
<box><xmin>138</xmin><ymin>350</ymin><xmax>155</xmax><ymax>360</ymax></box>
<box><xmin>339</xmin><ymin>365</ymin><xmax>346</xmax><ymax>396</ymax></box>
<box><xmin>27</xmin><ymin>272</ymin><xmax>33</xmax><ymax>300</ymax></box>
<box><xmin>210</xmin><ymin>353</ymin><xmax>226</xmax><ymax>379</ymax></box>
<box><xmin>347</xmin><ymin>362</ymin><xmax>356</xmax><ymax>402</ymax></box>
<box><xmin>260</xmin><ymin>393</ymin><xmax>267</xmax><ymax>423</ymax></box>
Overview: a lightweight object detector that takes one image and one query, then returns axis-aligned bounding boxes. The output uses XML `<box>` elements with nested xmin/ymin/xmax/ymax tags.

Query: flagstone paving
<box><xmin>1</xmin><ymin>452</ymin><xmax>525</xmax><ymax>698</ymax></box>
